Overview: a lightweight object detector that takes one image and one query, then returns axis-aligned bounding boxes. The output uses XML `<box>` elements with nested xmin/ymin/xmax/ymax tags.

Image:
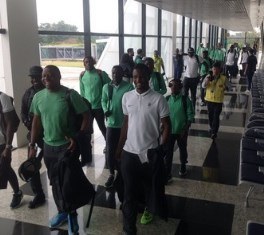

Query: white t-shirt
<box><xmin>122</xmin><ymin>89</ymin><xmax>169</xmax><ymax>163</ymax></box>
<box><xmin>226</xmin><ymin>52</ymin><xmax>235</xmax><ymax>66</ymax></box>
<box><xmin>185</xmin><ymin>56</ymin><xmax>199</xmax><ymax>78</ymax></box>
<box><xmin>241</xmin><ymin>52</ymin><xmax>249</xmax><ymax>64</ymax></box>
<box><xmin>0</xmin><ymin>92</ymin><xmax>14</xmax><ymax>145</ymax></box>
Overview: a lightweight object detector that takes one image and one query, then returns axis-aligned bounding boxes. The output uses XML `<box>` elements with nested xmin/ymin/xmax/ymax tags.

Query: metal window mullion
<box><xmin>83</xmin><ymin>0</ymin><xmax>91</xmax><ymax>56</ymax></box>
<box><xmin>142</xmin><ymin>3</ymin><xmax>146</xmax><ymax>54</ymax></box>
<box><xmin>194</xmin><ymin>20</ymin><xmax>198</xmax><ymax>52</ymax></box>
<box><xmin>118</xmin><ymin>0</ymin><xmax>124</xmax><ymax>62</ymax></box>
<box><xmin>189</xmin><ymin>18</ymin><xmax>192</xmax><ymax>48</ymax></box>
<box><xmin>157</xmin><ymin>9</ymin><xmax>161</xmax><ymax>52</ymax></box>
<box><xmin>182</xmin><ymin>16</ymin><xmax>185</xmax><ymax>52</ymax></box>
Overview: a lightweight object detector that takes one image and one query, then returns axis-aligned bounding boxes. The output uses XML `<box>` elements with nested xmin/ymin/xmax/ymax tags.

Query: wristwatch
<box><xmin>5</xmin><ymin>144</ymin><xmax>13</xmax><ymax>150</ymax></box>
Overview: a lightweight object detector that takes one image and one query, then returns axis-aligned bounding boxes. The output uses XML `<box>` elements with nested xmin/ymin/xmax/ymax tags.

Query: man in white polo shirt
<box><xmin>183</xmin><ymin>47</ymin><xmax>201</xmax><ymax>111</ymax></box>
<box><xmin>117</xmin><ymin>63</ymin><xmax>171</xmax><ymax>235</ymax></box>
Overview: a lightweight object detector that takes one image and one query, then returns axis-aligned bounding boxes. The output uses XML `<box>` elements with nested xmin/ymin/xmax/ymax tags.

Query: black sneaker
<box><xmin>211</xmin><ymin>133</ymin><xmax>217</xmax><ymax>140</ymax></box>
<box><xmin>105</xmin><ymin>175</ymin><xmax>115</xmax><ymax>188</ymax></box>
<box><xmin>179</xmin><ymin>164</ymin><xmax>187</xmax><ymax>176</ymax></box>
<box><xmin>28</xmin><ymin>193</ymin><xmax>46</xmax><ymax>209</ymax></box>
<box><xmin>10</xmin><ymin>190</ymin><xmax>23</xmax><ymax>209</ymax></box>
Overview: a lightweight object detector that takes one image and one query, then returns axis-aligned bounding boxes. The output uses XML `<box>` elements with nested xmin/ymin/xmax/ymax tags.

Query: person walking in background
<box><xmin>127</xmin><ymin>48</ymin><xmax>135</xmax><ymax>69</ymax></box>
<box><xmin>21</xmin><ymin>65</ymin><xmax>46</xmax><ymax>209</ymax></box>
<box><xmin>153</xmin><ymin>50</ymin><xmax>166</xmax><ymax>75</ymax></box>
<box><xmin>134</xmin><ymin>49</ymin><xmax>144</xmax><ymax>64</ymax></box>
<box><xmin>144</xmin><ymin>57</ymin><xmax>167</xmax><ymax>95</ymax></box>
<box><xmin>164</xmin><ymin>79</ymin><xmax>194</xmax><ymax>183</ymax></box>
<box><xmin>80</xmin><ymin>56</ymin><xmax>111</xmax><ymax>153</ymax></box>
<box><xmin>240</xmin><ymin>46</ymin><xmax>249</xmax><ymax>77</ymax></box>
<box><xmin>202</xmin><ymin>62</ymin><xmax>230</xmax><ymax>140</ymax></box>
<box><xmin>102</xmin><ymin>65</ymin><xmax>134</xmax><ymax>189</ymax></box>
<box><xmin>244</xmin><ymin>48</ymin><xmax>257</xmax><ymax>93</ymax></box>
<box><xmin>200</xmin><ymin>50</ymin><xmax>212</xmax><ymax>106</ymax></box>
<box><xmin>120</xmin><ymin>53</ymin><xmax>134</xmax><ymax>83</ymax></box>
<box><xmin>0</xmin><ymin>91</ymin><xmax>23</xmax><ymax>209</ymax></box>
<box><xmin>173</xmin><ymin>48</ymin><xmax>184</xmax><ymax>80</ymax></box>
<box><xmin>225</xmin><ymin>45</ymin><xmax>237</xmax><ymax>83</ymax></box>
<box><xmin>183</xmin><ymin>47</ymin><xmax>201</xmax><ymax>111</ymax></box>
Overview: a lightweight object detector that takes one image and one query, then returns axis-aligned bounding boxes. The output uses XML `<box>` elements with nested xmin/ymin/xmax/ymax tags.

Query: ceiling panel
<box><xmin>136</xmin><ymin>0</ymin><xmax>264</xmax><ymax>31</ymax></box>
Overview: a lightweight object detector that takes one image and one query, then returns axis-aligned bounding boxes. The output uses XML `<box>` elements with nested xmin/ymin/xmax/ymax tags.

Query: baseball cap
<box><xmin>28</xmin><ymin>66</ymin><xmax>43</xmax><ymax>77</ymax></box>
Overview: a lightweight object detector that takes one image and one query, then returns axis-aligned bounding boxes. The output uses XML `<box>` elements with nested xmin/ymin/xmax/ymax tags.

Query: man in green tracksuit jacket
<box><xmin>101</xmin><ymin>65</ymin><xmax>134</xmax><ymax>188</ymax></box>
<box><xmin>164</xmin><ymin>79</ymin><xmax>194</xmax><ymax>183</ymax></box>
<box><xmin>80</xmin><ymin>56</ymin><xmax>111</xmax><ymax>153</ymax></box>
<box><xmin>144</xmin><ymin>57</ymin><xmax>167</xmax><ymax>95</ymax></box>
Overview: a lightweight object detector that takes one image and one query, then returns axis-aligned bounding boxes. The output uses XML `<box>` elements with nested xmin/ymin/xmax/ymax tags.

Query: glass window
<box><xmin>37</xmin><ymin>0</ymin><xmax>83</xmax><ymax>32</ymax></box>
<box><xmin>124</xmin><ymin>0</ymin><xmax>142</xmax><ymax>34</ymax></box>
<box><xmin>162</xmin><ymin>10</ymin><xmax>173</xmax><ymax>36</ymax></box>
<box><xmin>90</xmin><ymin>0</ymin><xmax>118</xmax><ymax>33</ymax></box>
<box><xmin>176</xmin><ymin>15</ymin><xmax>183</xmax><ymax>37</ymax></box>
<box><xmin>184</xmin><ymin>38</ymin><xmax>189</xmax><ymax>53</ymax></box>
<box><xmin>39</xmin><ymin>35</ymin><xmax>84</xmax><ymax>92</ymax></box>
<box><xmin>161</xmin><ymin>38</ymin><xmax>172</xmax><ymax>77</ymax></box>
<box><xmin>197</xmin><ymin>21</ymin><xmax>201</xmax><ymax>43</ymax></box>
<box><xmin>146</xmin><ymin>37</ymin><xmax>157</xmax><ymax>57</ymax></box>
<box><xmin>96</xmin><ymin>36</ymin><xmax>119</xmax><ymax>77</ymax></box>
<box><xmin>184</xmin><ymin>17</ymin><xmax>190</xmax><ymax>37</ymax></box>
<box><xmin>124</xmin><ymin>37</ymin><xmax>142</xmax><ymax>54</ymax></box>
<box><xmin>175</xmin><ymin>37</ymin><xmax>182</xmax><ymax>52</ymax></box>
<box><xmin>202</xmin><ymin>23</ymin><xmax>209</xmax><ymax>38</ymax></box>
<box><xmin>191</xmin><ymin>38</ymin><xmax>195</xmax><ymax>48</ymax></box>
<box><xmin>191</xmin><ymin>19</ymin><xmax>196</xmax><ymax>37</ymax></box>
<box><xmin>146</xmin><ymin>5</ymin><xmax>158</xmax><ymax>35</ymax></box>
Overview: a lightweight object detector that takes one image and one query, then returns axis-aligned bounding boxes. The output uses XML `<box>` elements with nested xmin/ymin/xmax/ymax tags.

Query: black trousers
<box><xmin>207</xmin><ymin>101</ymin><xmax>223</xmax><ymax>135</ymax></box>
<box><xmin>0</xmin><ymin>144</ymin><xmax>19</xmax><ymax>193</ymax></box>
<box><xmin>121</xmin><ymin>150</ymin><xmax>153</xmax><ymax>235</ymax></box>
<box><xmin>183</xmin><ymin>77</ymin><xmax>199</xmax><ymax>110</ymax></box>
<box><xmin>247</xmin><ymin>71</ymin><xmax>254</xmax><ymax>90</ymax></box>
<box><xmin>43</xmin><ymin>143</ymin><xmax>69</xmax><ymax>212</ymax></box>
<box><xmin>106</xmin><ymin>127</ymin><xmax>121</xmax><ymax>175</ymax></box>
<box><xmin>164</xmin><ymin>131</ymin><xmax>188</xmax><ymax>178</ymax></box>
<box><xmin>91</xmin><ymin>108</ymin><xmax>106</xmax><ymax>140</ymax></box>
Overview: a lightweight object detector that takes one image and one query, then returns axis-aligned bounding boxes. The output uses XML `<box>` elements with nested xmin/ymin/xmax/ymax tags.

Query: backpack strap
<box><xmin>182</xmin><ymin>95</ymin><xmax>188</xmax><ymax>122</ymax></box>
<box><xmin>96</xmin><ymin>69</ymin><xmax>104</xmax><ymax>87</ymax></box>
<box><xmin>80</xmin><ymin>69</ymin><xmax>104</xmax><ymax>87</ymax></box>
<box><xmin>107</xmin><ymin>84</ymin><xmax>114</xmax><ymax>112</ymax></box>
<box><xmin>80</xmin><ymin>71</ymin><xmax>85</xmax><ymax>80</ymax></box>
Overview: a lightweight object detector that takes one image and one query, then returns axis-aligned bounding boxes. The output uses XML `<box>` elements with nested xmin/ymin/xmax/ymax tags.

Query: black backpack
<box><xmin>65</xmin><ymin>89</ymin><xmax>93</xmax><ymax>163</ymax></box>
<box><xmin>0</xmin><ymin>92</ymin><xmax>20</xmax><ymax>134</ymax></box>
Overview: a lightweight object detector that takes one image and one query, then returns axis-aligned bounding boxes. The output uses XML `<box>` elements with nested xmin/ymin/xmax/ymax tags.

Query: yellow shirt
<box><xmin>204</xmin><ymin>75</ymin><xmax>228</xmax><ymax>103</ymax></box>
<box><xmin>153</xmin><ymin>56</ymin><xmax>164</xmax><ymax>73</ymax></box>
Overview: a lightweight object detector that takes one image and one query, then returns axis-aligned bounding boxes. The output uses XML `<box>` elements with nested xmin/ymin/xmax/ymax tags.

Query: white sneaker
<box><xmin>245</xmin><ymin>89</ymin><xmax>250</xmax><ymax>94</ymax></box>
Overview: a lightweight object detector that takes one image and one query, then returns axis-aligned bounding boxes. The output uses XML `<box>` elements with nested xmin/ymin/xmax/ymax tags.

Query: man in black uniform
<box><xmin>21</xmin><ymin>65</ymin><xmax>46</xmax><ymax>208</ymax></box>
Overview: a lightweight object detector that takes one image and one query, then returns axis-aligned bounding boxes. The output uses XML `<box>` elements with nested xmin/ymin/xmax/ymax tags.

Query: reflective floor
<box><xmin>1</xmin><ymin>74</ymin><xmax>264</xmax><ymax>235</ymax></box>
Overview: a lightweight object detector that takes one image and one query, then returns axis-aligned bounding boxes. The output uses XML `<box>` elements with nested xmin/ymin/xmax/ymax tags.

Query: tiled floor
<box><xmin>1</xmin><ymin>71</ymin><xmax>264</xmax><ymax>235</ymax></box>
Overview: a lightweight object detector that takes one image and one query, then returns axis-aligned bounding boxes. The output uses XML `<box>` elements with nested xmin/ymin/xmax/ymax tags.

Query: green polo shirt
<box><xmin>30</xmin><ymin>86</ymin><xmax>88</xmax><ymax>146</ymax></box>
<box><xmin>80</xmin><ymin>69</ymin><xmax>111</xmax><ymax>109</ymax></box>
<box><xmin>167</xmin><ymin>94</ymin><xmax>194</xmax><ymax>134</ymax></box>
<box><xmin>214</xmin><ymin>49</ymin><xmax>225</xmax><ymax>62</ymax></box>
<box><xmin>200</xmin><ymin>58</ymin><xmax>212</xmax><ymax>76</ymax></box>
<box><xmin>102</xmin><ymin>81</ymin><xmax>134</xmax><ymax>128</ymax></box>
